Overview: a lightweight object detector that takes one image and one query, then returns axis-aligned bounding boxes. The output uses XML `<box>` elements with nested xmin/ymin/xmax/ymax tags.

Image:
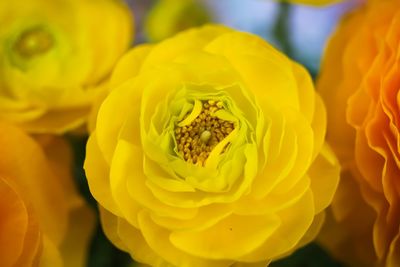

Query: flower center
<box><xmin>175</xmin><ymin>100</ymin><xmax>235</xmax><ymax>166</ymax></box>
<box><xmin>14</xmin><ymin>27</ymin><xmax>54</xmax><ymax>59</ymax></box>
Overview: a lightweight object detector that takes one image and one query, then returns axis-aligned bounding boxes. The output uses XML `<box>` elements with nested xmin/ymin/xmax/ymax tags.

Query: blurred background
<box><xmin>75</xmin><ymin>0</ymin><xmax>360</xmax><ymax>266</ymax></box>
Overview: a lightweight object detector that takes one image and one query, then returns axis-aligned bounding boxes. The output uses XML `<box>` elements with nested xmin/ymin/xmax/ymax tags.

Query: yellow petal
<box><xmin>110</xmin><ymin>45</ymin><xmax>153</xmax><ymax>89</ymax></box>
<box><xmin>205</xmin><ymin>32</ymin><xmax>300</xmax><ymax>112</ymax></box>
<box><xmin>84</xmin><ymin>133</ymin><xmax>121</xmax><ymax>216</ymax></box>
<box><xmin>138</xmin><ymin>211</ymin><xmax>234</xmax><ymax>267</ymax></box>
<box><xmin>99</xmin><ymin>206</ymin><xmax>128</xmax><ymax>252</ymax></box>
<box><xmin>239</xmin><ymin>190</ymin><xmax>314</xmax><ymax>262</ymax></box>
<box><xmin>308</xmin><ymin>144</ymin><xmax>340</xmax><ymax>213</ymax></box>
<box><xmin>141</xmin><ymin>25</ymin><xmax>231</xmax><ymax>70</ymax></box>
<box><xmin>170</xmin><ymin>214</ymin><xmax>280</xmax><ymax>259</ymax></box>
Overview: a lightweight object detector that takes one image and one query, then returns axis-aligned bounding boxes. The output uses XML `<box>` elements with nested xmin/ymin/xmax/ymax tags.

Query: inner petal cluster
<box><xmin>14</xmin><ymin>27</ymin><xmax>54</xmax><ymax>59</ymax></box>
<box><xmin>175</xmin><ymin>99</ymin><xmax>235</xmax><ymax>166</ymax></box>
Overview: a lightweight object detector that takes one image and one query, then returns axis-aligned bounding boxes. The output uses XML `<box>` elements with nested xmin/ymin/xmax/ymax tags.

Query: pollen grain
<box><xmin>175</xmin><ymin>100</ymin><xmax>234</xmax><ymax>166</ymax></box>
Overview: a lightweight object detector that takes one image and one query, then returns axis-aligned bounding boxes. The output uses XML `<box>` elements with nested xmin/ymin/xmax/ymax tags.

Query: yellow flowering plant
<box><xmin>0</xmin><ymin>0</ymin><xmax>133</xmax><ymax>133</ymax></box>
<box><xmin>85</xmin><ymin>25</ymin><xmax>340</xmax><ymax>266</ymax></box>
<box><xmin>318</xmin><ymin>0</ymin><xmax>400</xmax><ymax>266</ymax></box>
<box><xmin>145</xmin><ymin>0</ymin><xmax>210</xmax><ymax>42</ymax></box>
<box><xmin>0</xmin><ymin>122</ymin><xmax>94</xmax><ymax>267</ymax></box>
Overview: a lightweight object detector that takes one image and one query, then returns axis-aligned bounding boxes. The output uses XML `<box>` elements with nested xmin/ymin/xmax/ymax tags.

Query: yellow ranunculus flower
<box><xmin>0</xmin><ymin>0</ymin><xmax>133</xmax><ymax>133</ymax></box>
<box><xmin>145</xmin><ymin>0</ymin><xmax>210</xmax><ymax>42</ymax></box>
<box><xmin>318</xmin><ymin>0</ymin><xmax>400</xmax><ymax>266</ymax></box>
<box><xmin>85</xmin><ymin>25</ymin><xmax>340</xmax><ymax>266</ymax></box>
<box><xmin>0</xmin><ymin>122</ymin><xmax>95</xmax><ymax>267</ymax></box>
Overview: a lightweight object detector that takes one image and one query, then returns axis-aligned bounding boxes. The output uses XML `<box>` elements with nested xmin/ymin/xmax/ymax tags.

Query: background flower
<box><xmin>144</xmin><ymin>0</ymin><xmax>211</xmax><ymax>42</ymax></box>
<box><xmin>0</xmin><ymin>0</ymin><xmax>133</xmax><ymax>133</ymax></box>
<box><xmin>0</xmin><ymin>122</ymin><xmax>95</xmax><ymax>267</ymax></box>
<box><xmin>85</xmin><ymin>25</ymin><xmax>339</xmax><ymax>267</ymax></box>
<box><xmin>318</xmin><ymin>0</ymin><xmax>400</xmax><ymax>266</ymax></box>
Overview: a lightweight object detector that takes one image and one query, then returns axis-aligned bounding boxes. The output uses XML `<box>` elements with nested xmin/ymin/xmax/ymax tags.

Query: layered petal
<box><xmin>0</xmin><ymin>122</ymin><xmax>94</xmax><ymax>266</ymax></box>
<box><xmin>318</xmin><ymin>1</ymin><xmax>400</xmax><ymax>266</ymax></box>
<box><xmin>0</xmin><ymin>0</ymin><xmax>133</xmax><ymax>133</ymax></box>
<box><xmin>86</xmin><ymin>25</ymin><xmax>339</xmax><ymax>266</ymax></box>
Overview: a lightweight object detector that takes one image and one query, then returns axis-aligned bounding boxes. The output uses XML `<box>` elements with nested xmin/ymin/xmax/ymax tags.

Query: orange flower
<box><xmin>318</xmin><ymin>1</ymin><xmax>400</xmax><ymax>266</ymax></box>
<box><xmin>0</xmin><ymin>122</ymin><xmax>94</xmax><ymax>267</ymax></box>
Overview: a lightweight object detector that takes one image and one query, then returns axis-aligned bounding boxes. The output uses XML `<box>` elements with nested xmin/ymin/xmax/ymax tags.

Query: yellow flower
<box><xmin>0</xmin><ymin>0</ymin><xmax>133</xmax><ymax>133</ymax></box>
<box><xmin>85</xmin><ymin>25</ymin><xmax>339</xmax><ymax>266</ymax></box>
<box><xmin>0</xmin><ymin>122</ymin><xmax>95</xmax><ymax>267</ymax></box>
<box><xmin>318</xmin><ymin>1</ymin><xmax>400</xmax><ymax>266</ymax></box>
<box><xmin>145</xmin><ymin>0</ymin><xmax>210</xmax><ymax>42</ymax></box>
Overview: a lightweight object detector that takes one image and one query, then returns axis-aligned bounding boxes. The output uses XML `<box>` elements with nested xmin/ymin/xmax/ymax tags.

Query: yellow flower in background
<box><xmin>0</xmin><ymin>122</ymin><xmax>95</xmax><ymax>267</ymax></box>
<box><xmin>145</xmin><ymin>0</ymin><xmax>210</xmax><ymax>42</ymax></box>
<box><xmin>85</xmin><ymin>25</ymin><xmax>340</xmax><ymax>266</ymax></box>
<box><xmin>318</xmin><ymin>0</ymin><xmax>400</xmax><ymax>266</ymax></box>
<box><xmin>0</xmin><ymin>0</ymin><xmax>133</xmax><ymax>133</ymax></box>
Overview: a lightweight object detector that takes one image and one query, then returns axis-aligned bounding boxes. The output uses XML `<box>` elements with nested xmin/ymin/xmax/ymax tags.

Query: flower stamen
<box><xmin>200</xmin><ymin>130</ymin><xmax>211</xmax><ymax>143</ymax></box>
<box><xmin>175</xmin><ymin>100</ymin><xmax>235</xmax><ymax>166</ymax></box>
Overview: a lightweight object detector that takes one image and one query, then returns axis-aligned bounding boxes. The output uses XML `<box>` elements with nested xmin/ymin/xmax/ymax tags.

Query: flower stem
<box><xmin>273</xmin><ymin>3</ymin><xmax>293</xmax><ymax>58</ymax></box>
